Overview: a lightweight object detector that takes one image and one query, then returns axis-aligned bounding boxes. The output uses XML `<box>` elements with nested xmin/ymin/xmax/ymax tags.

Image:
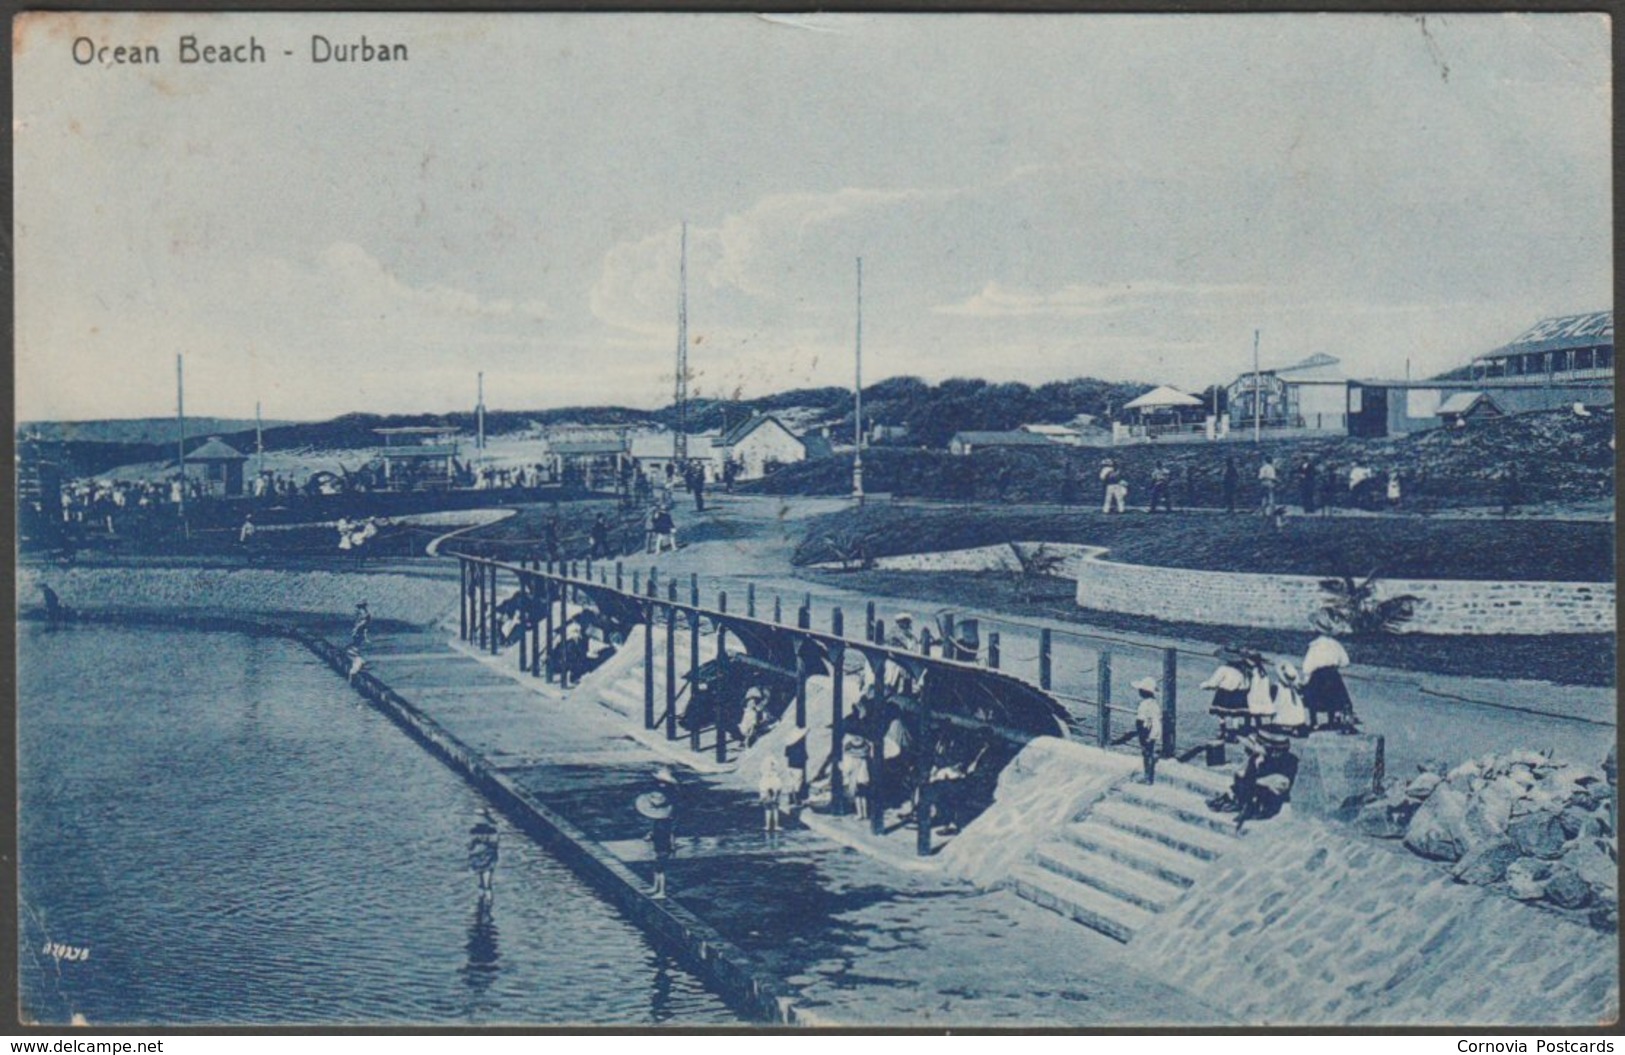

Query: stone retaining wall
<box><xmin>865</xmin><ymin>543</ymin><xmax>1100</xmax><ymax>579</ymax></box>
<box><xmin>1075</xmin><ymin>556</ymin><xmax>1613</xmax><ymax>636</ymax></box>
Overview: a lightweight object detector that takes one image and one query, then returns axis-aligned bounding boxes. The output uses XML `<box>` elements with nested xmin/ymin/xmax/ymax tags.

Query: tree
<box><xmin>1009</xmin><ymin>543</ymin><xmax>1069</xmax><ymax>603</ymax></box>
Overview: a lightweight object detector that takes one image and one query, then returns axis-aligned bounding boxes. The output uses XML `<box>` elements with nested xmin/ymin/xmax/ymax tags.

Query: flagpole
<box><xmin>852</xmin><ymin>257</ymin><xmax>864</xmax><ymax>505</ymax></box>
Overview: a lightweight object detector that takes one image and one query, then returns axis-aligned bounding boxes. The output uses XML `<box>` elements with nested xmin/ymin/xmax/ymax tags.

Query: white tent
<box><xmin>1123</xmin><ymin>385</ymin><xmax>1204</xmax><ymax>411</ymax></box>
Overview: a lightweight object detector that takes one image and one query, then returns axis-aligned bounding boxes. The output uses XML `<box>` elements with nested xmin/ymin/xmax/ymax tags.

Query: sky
<box><xmin>13</xmin><ymin>11</ymin><xmax>1612</xmax><ymax>422</ymax></box>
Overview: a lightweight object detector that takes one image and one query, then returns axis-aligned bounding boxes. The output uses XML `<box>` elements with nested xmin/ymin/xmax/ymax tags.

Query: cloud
<box><xmin>312</xmin><ymin>242</ymin><xmax>551</xmax><ymax>324</ymax></box>
<box><xmin>933</xmin><ymin>280</ymin><xmax>1264</xmax><ymax>319</ymax></box>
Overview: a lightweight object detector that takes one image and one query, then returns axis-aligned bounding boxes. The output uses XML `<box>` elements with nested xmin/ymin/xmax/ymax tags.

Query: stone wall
<box><xmin>1075</xmin><ymin>556</ymin><xmax>1614</xmax><ymax>636</ymax></box>
<box><xmin>868</xmin><ymin>543</ymin><xmax>1100</xmax><ymax>579</ymax></box>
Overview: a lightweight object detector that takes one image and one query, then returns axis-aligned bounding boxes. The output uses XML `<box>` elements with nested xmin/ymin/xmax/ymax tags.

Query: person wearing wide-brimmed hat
<box><xmin>1231</xmin><ymin>730</ymin><xmax>1297</xmax><ymax>832</ymax></box>
<box><xmin>1270</xmin><ymin>662</ymin><xmax>1310</xmax><ymax>734</ymax></box>
<box><xmin>1202</xmin><ymin>646</ymin><xmax>1252</xmax><ymax>740</ymax></box>
<box><xmin>758</xmin><ymin>756</ymin><xmax>785</xmax><ymax>833</ymax></box>
<box><xmin>635</xmin><ymin>789</ymin><xmax>676</xmax><ymax>898</ymax></box>
<box><xmin>1132</xmin><ymin>676</ymin><xmax>1162</xmax><ymax>785</ymax></box>
<box><xmin>839</xmin><ymin>734</ymin><xmax>871</xmax><ymax>819</ymax></box>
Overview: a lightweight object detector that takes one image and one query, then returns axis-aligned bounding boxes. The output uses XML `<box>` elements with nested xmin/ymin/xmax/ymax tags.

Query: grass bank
<box><xmin>791</xmin><ymin>504</ymin><xmax>1613</xmax><ymax>583</ymax></box>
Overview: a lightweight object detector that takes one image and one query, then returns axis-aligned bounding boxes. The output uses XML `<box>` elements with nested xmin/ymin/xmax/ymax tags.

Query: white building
<box><xmin>1019</xmin><ymin>423</ymin><xmax>1083</xmax><ymax>445</ymax></box>
<box><xmin>1227</xmin><ymin>353</ymin><xmax>1351</xmax><ymax>433</ymax></box>
<box><xmin>717</xmin><ymin>415</ymin><xmax>807</xmax><ymax>479</ymax></box>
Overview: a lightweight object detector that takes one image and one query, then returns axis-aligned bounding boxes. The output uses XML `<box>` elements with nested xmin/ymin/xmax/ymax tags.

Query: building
<box><xmin>628</xmin><ymin>430</ymin><xmax>724</xmax><ymax>483</ymax></box>
<box><xmin>374</xmin><ymin>427</ymin><xmax>461</xmax><ymax>490</ymax></box>
<box><xmin>546</xmin><ymin>433</ymin><xmax>629</xmax><ymax>491</ymax></box>
<box><xmin>1019</xmin><ymin>423</ymin><xmax>1084</xmax><ymax>445</ymax></box>
<box><xmin>717</xmin><ymin>415</ymin><xmax>807</xmax><ymax>479</ymax></box>
<box><xmin>1227</xmin><ymin>353</ymin><xmax>1351</xmax><ymax>434</ymax></box>
<box><xmin>185</xmin><ymin>436</ymin><xmax>248</xmax><ymax>497</ymax></box>
<box><xmin>948</xmin><ymin>430</ymin><xmax>1057</xmax><ymax>456</ymax></box>
<box><xmin>1468</xmin><ymin>311</ymin><xmax>1613</xmax><ymax>383</ymax></box>
<box><xmin>1350</xmin><ymin>311</ymin><xmax>1614</xmax><ymax>436</ymax></box>
<box><xmin>1435</xmin><ymin>391</ymin><xmax>1503</xmax><ymax>428</ymax></box>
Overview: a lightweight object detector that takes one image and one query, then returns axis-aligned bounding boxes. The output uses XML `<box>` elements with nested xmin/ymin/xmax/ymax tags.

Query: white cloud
<box><xmin>933</xmin><ymin>280</ymin><xmax>1264</xmax><ymax>319</ymax></box>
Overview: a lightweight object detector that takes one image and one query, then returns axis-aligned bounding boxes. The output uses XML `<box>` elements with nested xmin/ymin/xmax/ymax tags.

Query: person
<box><xmin>1347</xmin><ymin>463</ymin><xmax>1371</xmax><ymax>509</ymax></box>
<box><xmin>351</xmin><ymin>601</ymin><xmax>372</xmax><ymax>648</ymax></box>
<box><xmin>1133</xmin><ymin>676</ymin><xmax>1162</xmax><ymax>785</ymax></box>
<box><xmin>888</xmin><ymin>612</ymin><xmax>919</xmax><ymax>653</ymax></box>
<box><xmin>840</xmin><ymin>735</ymin><xmax>871</xmax><ymax>820</ymax></box>
<box><xmin>652</xmin><ymin>506</ymin><xmax>677</xmax><ymax>553</ymax></box>
<box><xmin>739</xmin><ymin>685</ymin><xmax>769</xmax><ymax>747</ymax></box>
<box><xmin>1245</xmin><ymin>652</ymin><xmax>1276</xmax><ymax>721</ymax></box>
<box><xmin>1202</xmin><ymin>646</ymin><xmax>1252</xmax><ymax>739</ymax></box>
<box><xmin>589</xmin><ymin>513</ymin><xmax>611</xmax><ymax>560</ymax></box>
<box><xmin>468</xmin><ymin>810</ymin><xmax>500</xmax><ymax>895</ymax></box>
<box><xmin>723</xmin><ymin>458</ymin><xmax>739</xmax><ymax>494</ymax></box>
<box><xmin>758</xmin><ymin>756</ymin><xmax>785</xmax><ymax>833</ymax></box>
<box><xmin>784</xmin><ymin>728</ymin><xmax>810</xmax><ymax>812</ymax></box>
<box><xmin>38</xmin><ymin>583</ymin><xmax>63</xmax><ymax>629</ymax></box>
<box><xmin>1301</xmin><ymin>618</ymin><xmax>1356</xmax><ymax>732</ymax></box>
<box><xmin>644</xmin><ymin>505</ymin><xmax>659</xmax><ymax>554</ymax></box>
<box><xmin>1320</xmin><ymin>461</ymin><xmax>1340</xmax><ymax>516</ymax></box>
<box><xmin>1257</xmin><ymin>457</ymin><xmax>1278</xmax><ymax>514</ymax></box>
<box><xmin>927</xmin><ymin>744</ymin><xmax>986</xmax><ymax>835</ymax></box>
<box><xmin>1231</xmin><ymin>731</ymin><xmax>1298</xmax><ymax>832</ymax></box>
<box><xmin>1297</xmin><ymin>458</ymin><xmax>1317</xmax><ymax>514</ymax></box>
<box><xmin>689</xmin><ymin>464</ymin><xmax>706</xmax><ymax>512</ymax></box>
<box><xmin>1147</xmin><ymin>464</ymin><xmax>1173</xmax><ymax>513</ymax></box>
<box><xmin>1499</xmin><ymin>465</ymin><xmax>1522</xmax><ymax>516</ymax></box>
<box><xmin>345</xmin><ymin>645</ymin><xmax>367</xmax><ymax>684</ymax></box>
<box><xmin>239</xmin><ymin>514</ymin><xmax>256</xmax><ymax>545</ymax></box>
<box><xmin>1100</xmin><ymin>460</ymin><xmax>1127</xmax><ymax>514</ymax></box>
<box><xmin>543</xmin><ymin>517</ymin><xmax>562</xmax><ymax>566</ymax></box>
<box><xmin>1222</xmin><ymin>457</ymin><xmax>1239</xmax><ymax>513</ymax></box>
<box><xmin>1386</xmin><ymin>471</ymin><xmax>1402</xmax><ymax>510</ymax></box>
<box><xmin>1270</xmin><ymin>662</ymin><xmax>1310</xmax><ymax>735</ymax></box>
<box><xmin>635</xmin><ymin>790</ymin><xmax>675</xmax><ymax>898</ymax></box>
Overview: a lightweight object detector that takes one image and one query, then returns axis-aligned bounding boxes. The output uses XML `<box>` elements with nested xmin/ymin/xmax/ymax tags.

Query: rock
<box><xmin>1509</xmin><ymin>810</ymin><xmax>1568</xmax><ymax>859</ymax></box>
<box><xmin>1294</xmin><ymin>734</ymin><xmax>1385</xmax><ymax>821</ymax></box>
<box><xmin>1507</xmin><ymin>857</ymin><xmax>1551</xmax><ymax>900</ymax></box>
<box><xmin>1467</xmin><ymin>779</ymin><xmax>1520</xmax><ymax>838</ymax></box>
<box><xmin>1558</xmin><ymin>804</ymin><xmax>1602</xmax><ymax>840</ymax></box>
<box><xmin>1544</xmin><ymin>865</ymin><xmax>1593</xmax><ymax>909</ymax></box>
<box><xmin>1405</xmin><ymin>783</ymin><xmax>1470</xmax><ymax>862</ymax></box>
<box><xmin>1418</xmin><ymin>758</ymin><xmax>1449</xmax><ymax>777</ymax></box>
<box><xmin>1356</xmin><ymin>799</ymin><xmax>1412</xmax><ymax>839</ymax></box>
<box><xmin>1446</xmin><ymin>759</ymin><xmax>1482</xmax><ymax>785</ymax></box>
<box><xmin>1406</xmin><ymin>772</ymin><xmax>1443</xmax><ymax>800</ymax></box>
<box><xmin>1451</xmin><ymin>839</ymin><xmax>1521</xmax><ymax>885</ymax></box>
<box><xmin>1565</xmin><ymin>838</ymin><xmax>1618</xmax><ymax>901</ymax></box>
<box><xmin>1588</xmin><ymin>903</ymin><xmax>1618</xmax><ymax>932</ymax></box>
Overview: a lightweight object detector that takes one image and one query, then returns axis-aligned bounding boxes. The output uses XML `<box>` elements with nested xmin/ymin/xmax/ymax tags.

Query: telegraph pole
<box><xmin>1252</xmin><ymin>329</ymin><xmax>1262</xmax><ymax>443</ymax></box>
<box><xmin>255</xmin><ymin>400</ymin><xmax>264</xmax><ymax>482</ymax></box>
<box><xmin>852</xmin><ymin>257</ymin><xmax>865</xmax><ymax>505</ymax></box>
<box><xmin>176</xmin><ymin>354</ymin><xmax>186</xmax><ymax>519</ymax></box>
<box><xmin>477</xmin><ymin>371</ymin><xmax>486</xmax><ymax>452</ymax></box>
<box><xmin>674</xmin><ymin>222</ymin><xmax>689</xmax><ymax>465</ymax></box>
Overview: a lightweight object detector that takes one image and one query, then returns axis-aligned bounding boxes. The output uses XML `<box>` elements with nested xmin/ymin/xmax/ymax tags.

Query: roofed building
<box><xmin>948</xmin><ymin>430</ymin><xmax>1057</xmax><ymax>456</ymax></box>
<box><xmin>717</xmin><ymin>414</ymin><xmax>807</xmax><ymax>480</ymax></box>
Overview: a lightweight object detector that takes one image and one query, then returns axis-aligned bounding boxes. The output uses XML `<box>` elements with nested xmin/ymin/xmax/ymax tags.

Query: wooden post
<box><xmin>747</xmin><ymin>582</ymin><xmax>756</xmax><ymax>619</ymax></box>
<box><xmin>774</xmin><ymin>596</ymin><xmax>782</xmax><ymax>624</ymax></box>
<box><xmin>584</xmin><ymin>557</ymin><xmax>593</xmax><ymax>583</ymax></box>
<box><xmin>530</xmin><ymin>575</ymin><xmax>541</xmax><ymax>677</ymax></box>
<box><xmin>1161</xmin><ymin>647</ymin><xmax>1178</xmax><ymax>759</ymax></box>
<box><xmin>1039</xmin><ymin>629</ymin><xmax>1052</xmax><ymax>690</ymax></box>
<box><xmin>632</xmin><ymin>570</ymin><xmax>641</xmax><ymax>595</ymax></box>
<box><xmin>615</xmin><ymin>561</ymin><xmax>624</xmax><ymax>591</ymax></box>
<box><xmin>490</xmin><ymin>564</ymin><xmax>500</xmax><ymax>656</ymax></box>
<box><xmin>518</xmin><ymin>577</ymin><xmax>528</xmax><ymax>672</ymax></box>
<box><xmin>715</xmin><ymin>592</ymin><xmax>729</xmax><ymax>763</ymax></box>
<box><xmin>795</xmin><ymin>606</ymin><xmax>810</xmax><ymax>728</ymax></box>
<box><xmin>644</xmin><ymin>577</ymin><xmax>656</xmax><ymax>729</ymax></box>
<box><xmin>1096</xmin><ymin>651</ymin><xmax>1113</xmax><ymax>748</ymax></box>
<box><xmin>869</xmin><ymin>687</ymin><xmax>885</xmax><ymax>837</ymax></box>
<box><xmin>830</xmin><ymin>608</ymin><xmax>846</xmax><ymax>815</ymax></box>
<box><xmin>866</xmin><ymin>601</ymin><xmax>876</xmax><ymax>642</ymax></box>
<box><xmin>689</xmin><ymin>606</ymin><xmax>701</xmax><ymax>752</ymax></box>
<box><xmin>665</xmin><ymin>580</ymin><xmax>678</xmax><ymax>740</ymax></box>
<box><xmin>476</xmin><ymin>559</ymin><xmax>487</xmax><ymax>650</ymax></box>
<box><xmin>691</xmin><ymin>573</ymin><xmax>700</xmax><ymax>609</ymax></box>
<box><xmin>941</xmin><ymin>612</ymin><xmax>956</xmax><ymax>660</ymax></box>
<box><xmin>988</xmin><ymin>631</ymin><xmax>1001</xmax><ymax>670</ymax></box>
<box><xmin>915</xmin><ymin>695</ymin><xmax>932</xmax><ymax>857</ymax></box>
<box><xmin>873</xmin><ymin>618</ymin><xmax>885</xmax><ymax>648</ymax></box>
<box><xmin>544</xmin><ymin>574</ymin><xmax>555</xmax><ymax>682</ymax></box>
<box><xmin>459</xmin><ymin>560</ymin><xmax>468</xmax><ymax>641</ymax></box>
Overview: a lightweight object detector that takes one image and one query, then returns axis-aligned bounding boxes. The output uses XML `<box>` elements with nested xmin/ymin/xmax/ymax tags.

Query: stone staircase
<box><xmin>1008</xmin><ymin>761</ymin><xmax>1238</xmax><ymax>943</ymax></box>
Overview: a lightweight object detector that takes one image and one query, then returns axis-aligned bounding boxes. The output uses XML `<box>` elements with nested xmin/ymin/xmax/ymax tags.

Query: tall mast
<box><xmin>176</xmin><ymin>354</ymin><xmax>186</xmax><ymax>518</ymax></box>
<box><xmin>255</xmin><ymin>400</ymin><xmax>264</xmax><ymax>481</ymax></box>
<box><xmin>1252</xmin><ymin>329</ymin><xmax>1262</xmax><ymax>443</ymax></box>
<box><xmin>852</xmin><ymin>257</ymin><xmax>864</xmax><ymax>505</ymax></box>
<box><xmin>674</xmin><ymin>222</ymin><xmax>689</xmax><ymax>464</ymax></box>
<box><xmin>477</xmin><ymin>371</ymin><xmax>486</xmax><ymax>452</ymax></box>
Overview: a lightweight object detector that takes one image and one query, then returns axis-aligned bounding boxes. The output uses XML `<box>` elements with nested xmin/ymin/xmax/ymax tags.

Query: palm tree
<box><xmin>1317</xmin><ymin>569</ymin><xmax>1421</xmax><ymax>634</ymax></box>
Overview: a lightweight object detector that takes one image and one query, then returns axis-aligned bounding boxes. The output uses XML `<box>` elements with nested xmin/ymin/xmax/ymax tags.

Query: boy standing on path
<box><xmin>1133</xmin><ymin>676</ymin><xmax>1162</xmax><ymax>785</ymax></box>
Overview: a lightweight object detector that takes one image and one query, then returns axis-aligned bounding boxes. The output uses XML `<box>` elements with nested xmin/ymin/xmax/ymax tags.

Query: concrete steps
<box><xmin>1010</xmin><ymin>763</ymin><xmax>1238</xmax><ymax>944</ymax></box>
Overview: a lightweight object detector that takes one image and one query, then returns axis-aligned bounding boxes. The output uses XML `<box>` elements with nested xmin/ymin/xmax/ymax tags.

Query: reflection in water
<box><xmin>462</xmin><ymin>892</ymin><xmax>500</xmax><ymax>997</ymax></box>
<box><xmin>649</xmin><ymin>951</ymin><xmax>674</xmax><ymax>1024</ymax></box>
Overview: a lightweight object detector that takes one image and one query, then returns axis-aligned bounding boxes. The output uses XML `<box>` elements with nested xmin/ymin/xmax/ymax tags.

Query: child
<box><xmin>758</xmin><ymin>757</ymin><xmax>784</xmax><ymax>833</ymax></box>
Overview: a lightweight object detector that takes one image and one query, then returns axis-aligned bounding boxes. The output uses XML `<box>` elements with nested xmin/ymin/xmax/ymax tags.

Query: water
<box><xmin>18</xmin><ymin>625</ymin><xmax>739</xmax><ymax>1026</ymax></box>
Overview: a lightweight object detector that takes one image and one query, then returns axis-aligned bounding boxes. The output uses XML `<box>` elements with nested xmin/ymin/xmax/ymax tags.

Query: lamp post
<box><xmin>853</xmin><ymin>257</ymin><xmax>865</xmax><ymax>505</ymax></box>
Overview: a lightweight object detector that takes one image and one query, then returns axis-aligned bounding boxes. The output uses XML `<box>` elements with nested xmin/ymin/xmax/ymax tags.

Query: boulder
<box><xmin>1564</xmin><ymin>837</ymin><xmax>1618</xmax><ymax>902</ymax></box>
<box><xmin>1405</xmin><ymin>772</ymin><xmax>1443</xmax><ymax>801</ymax></box>
<box><xmin>1451</xmin><ymin>839</ymin><xmax>1522</xmax><ymax>885</ymax></box>
<box><xmin>1405</xmin><ymin>783</ymin><xmax>1471</xmax><ymax>862</ymax></box>
<box><xmin>1558</xmin><ymin>805</ymin><xmax>1608</xmax><ymax>840</ymax></box>
<box><xmin>1509</xmin><ymin>810</ymin><xmax>1568</xmax><ymax>860</ymax></box>
<box><xmin>1507</xmin><ymin>857</ymin><xmax>1551</xmax><ymax>900</ymax></box>
<box><xmin>1588</xmin><ymin>903</ymin><xmax>1618</xmax><ymax>932</ymax></box>
<box><xmin>1467</xmin><ymin>778</ymin><xmax>1520</xmax><ymax>838</ymax></box>
<box><xmin>1446</xmin><ymin>759</ymin><xmax>1482</xmax><ymax>785</ymax></box>
<box><xmin>1543</xmin><ymin>865</ymin><xmax>1593</xmax><ymax>909</ymax></box>
<box><xmin>1356</xmin><ymin>798</ymin><xmax>1413</xmax><ymax>839</ymax></box>
<box><xmin>1418</xmin><ymin>758</ymin><xmax>1449</xmax><ymax>778</ymax></box>
<box><xmin>1294</xmin><ymin>734</ymin><xmax>1385</xmax><ymax>821</ymax></box>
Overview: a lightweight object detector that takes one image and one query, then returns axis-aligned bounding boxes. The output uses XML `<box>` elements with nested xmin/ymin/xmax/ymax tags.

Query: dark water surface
<box><xmin>18</xmin><ymin>625</ymin><xmax>739</xmax><ymax>1026</ymax></box>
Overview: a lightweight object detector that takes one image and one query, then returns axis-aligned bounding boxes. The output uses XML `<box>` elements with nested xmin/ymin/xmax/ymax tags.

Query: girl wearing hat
<box><xmin>1133</xmin><ymin>677</ymin><xmax>1162</xmax><ymax>786</ymax></box>
<box><xmin>635</xmin><ymin>790</ymin><xmax>676</xmax><ymax>898</ymax></box>
<box><xmin>1301</xmin><ymin>618</ymin><xmax>1356</xmax><ymax>732</ymax></box>
<box><xmin>840</xmin><ymin>736</ymin><xmax>871</xmax><ymax>820</ymax></box>
<box><xmin>1271</xmin><ymin>662</ymin><xmax>1310</xmax><ymax>734</ymax></box>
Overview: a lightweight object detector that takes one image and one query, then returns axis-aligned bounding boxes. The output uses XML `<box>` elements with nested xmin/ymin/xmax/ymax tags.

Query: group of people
<box><xmin>1096</xmin><ymin>455</ymin><xmax>1406</xmax><ymax>518</ymax></box>
<box><xmin>1201</xmin><ymin>619</ymin><xmax>1358</xmax><ymax>739</ymax></box>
